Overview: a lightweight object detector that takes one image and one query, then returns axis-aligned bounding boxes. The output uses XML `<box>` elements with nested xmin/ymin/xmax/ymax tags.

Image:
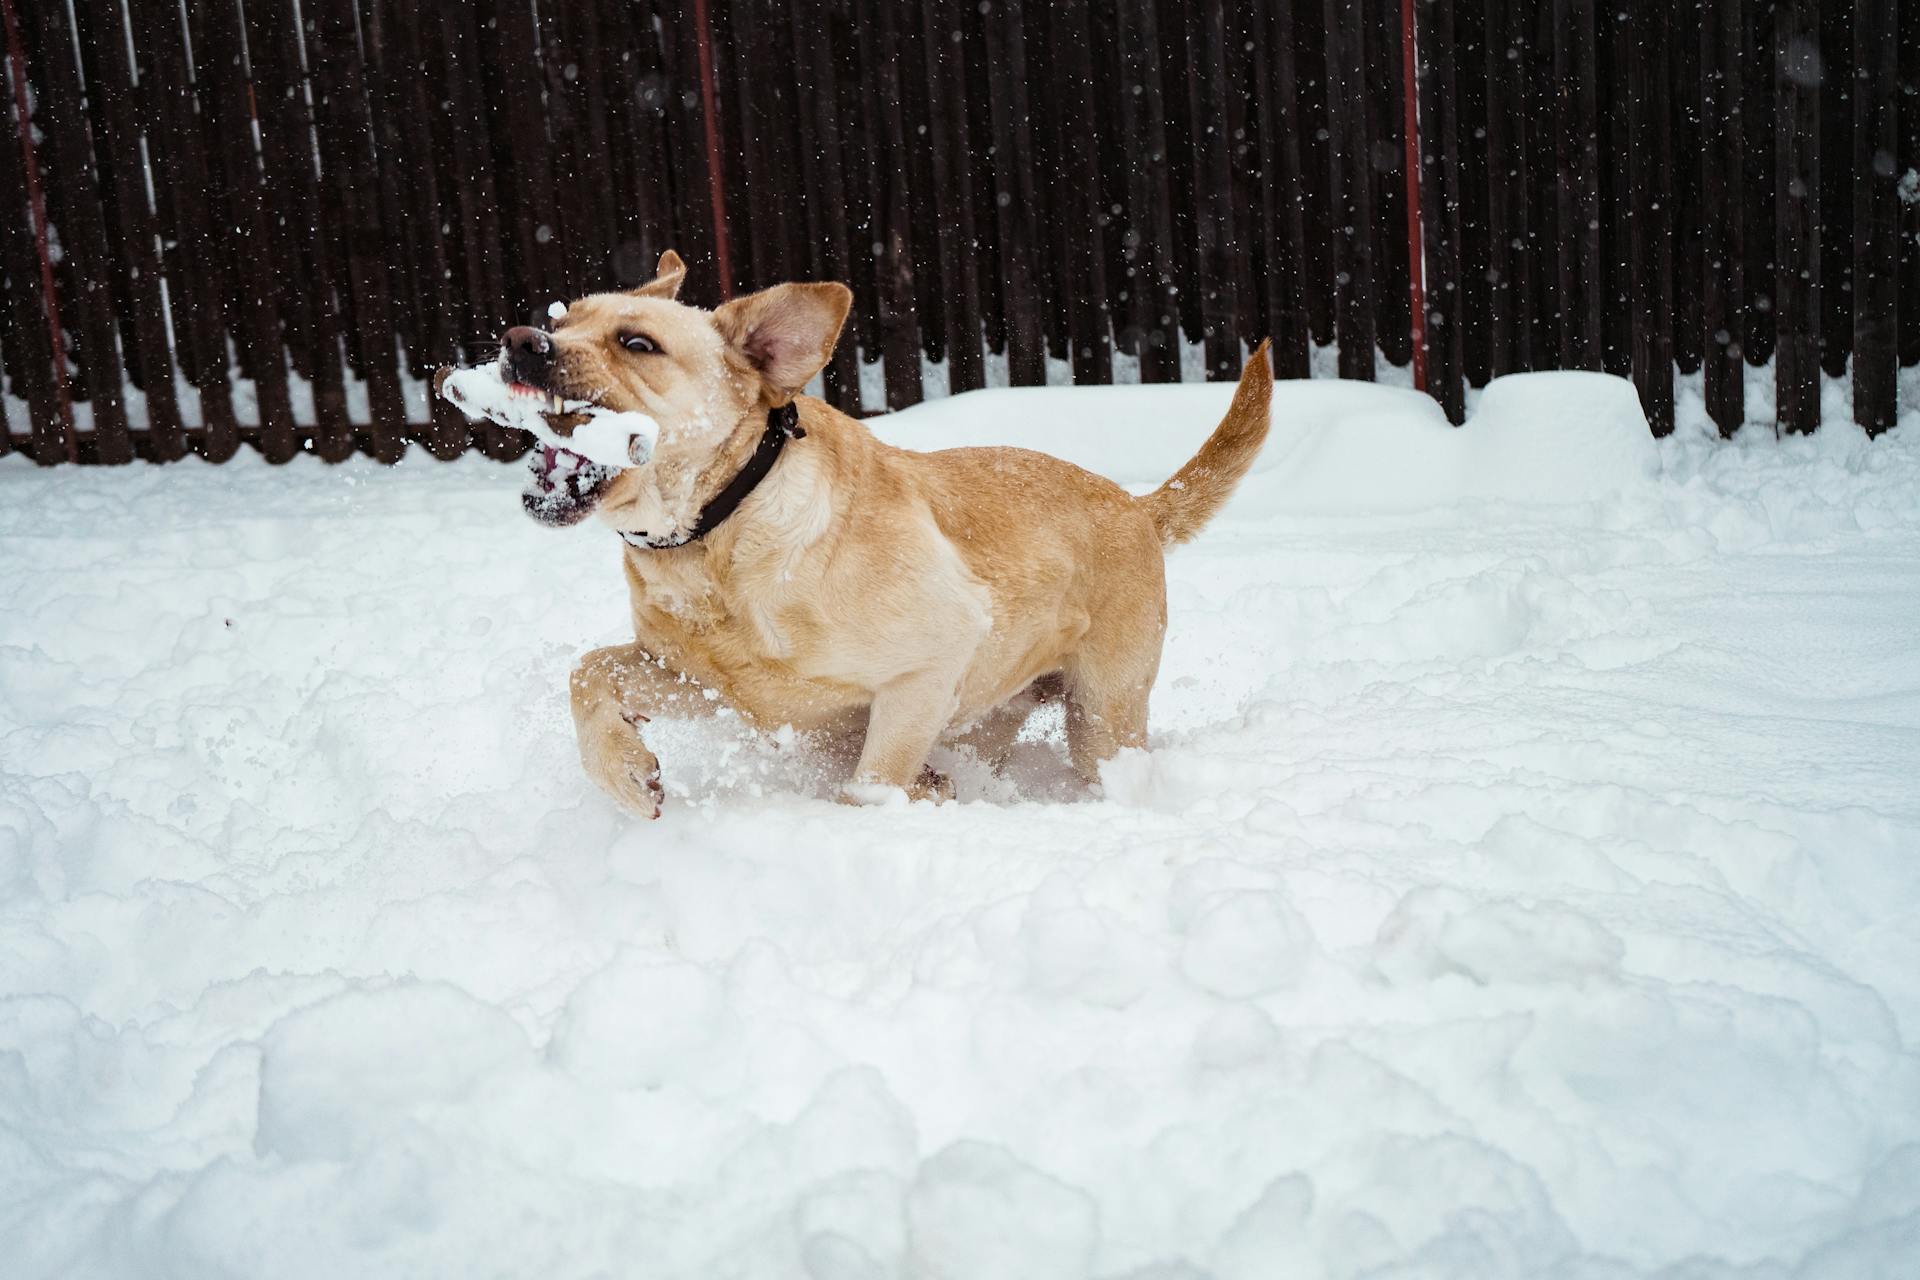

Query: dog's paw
<box><xmin>583</xmin><ymin>734</ymin><xmax>665</xmax><ymax>819</ymax></box>
<box><xmin>837</xmin><ymin>780</ymin><xmax>907</xmax><ymax>808</ymax></box>
<box><xmin>618</xmin><ymin>764</ymin><xmax>666</xmax><ymax>820</ymax></box>
<box><xmin>838</xmin><ymin>767</ymin><xmax>954</xmax><ymax>808</ymax></box>
<box><xmin>911</xmin><ymin>765</ymin><xmax>956</xmax><ymax>804</ymax></box>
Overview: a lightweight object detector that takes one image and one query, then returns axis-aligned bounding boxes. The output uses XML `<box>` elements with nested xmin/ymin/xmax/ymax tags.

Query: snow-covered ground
<box><xmin>2</xmin><ymin>373</ymin><xmax>1918</xmax><ymax>1278</ymax></box>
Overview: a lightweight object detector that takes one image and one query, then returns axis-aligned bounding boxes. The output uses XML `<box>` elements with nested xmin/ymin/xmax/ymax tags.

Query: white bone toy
<box><xmin>436</xmin><ymin>361</ymin><xmax>660</xmax><ymax>469</ymax></box>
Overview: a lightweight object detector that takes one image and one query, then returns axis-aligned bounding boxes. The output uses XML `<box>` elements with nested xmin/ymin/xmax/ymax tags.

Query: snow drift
<box><xmin>2</xmin><ymin>373</ymin><xmax>1919</xmax><ymax>1278</ymax></box>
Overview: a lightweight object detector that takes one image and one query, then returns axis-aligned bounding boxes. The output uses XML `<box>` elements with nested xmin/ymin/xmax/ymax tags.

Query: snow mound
<box><xmin>874</xmin><ymin>370</ymin><xmax>1658</xmax><ymax>515</ymax></box>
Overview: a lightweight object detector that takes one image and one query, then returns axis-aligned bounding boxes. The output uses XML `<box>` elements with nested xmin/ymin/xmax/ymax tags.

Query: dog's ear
<box><xmin>627</xmin><ymin>249</ymin><xmax>687</xmax><ymax>300</ymax></box>
<box><xmin>712</xmin><ymin>282</ymin><xmax>852</xmax><ymax>397</ymax></box>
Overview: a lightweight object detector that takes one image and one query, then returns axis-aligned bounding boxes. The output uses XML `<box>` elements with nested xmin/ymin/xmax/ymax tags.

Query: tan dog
<box><xmin>506</xmin><ymin>250</ymin><xmax>1273</xmax><ymax>815</ymax></box>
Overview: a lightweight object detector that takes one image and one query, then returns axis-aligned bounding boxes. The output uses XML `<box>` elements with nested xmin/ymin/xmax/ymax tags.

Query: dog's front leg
<box><xmin>569</xmin><ymin>643</ymin><xmax>712</xmax><ymax>818</ymax></box>
<box><xmin>842</xmin><ymin>667</ymin><xmax>963</xmax><ymax>805</ymax></box>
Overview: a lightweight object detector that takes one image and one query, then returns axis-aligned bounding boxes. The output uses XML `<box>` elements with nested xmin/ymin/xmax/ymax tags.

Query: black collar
<box><xmin>620</xmin><ymin>402</ymin><xmax>805</xmax><ymax>550</ymax></box>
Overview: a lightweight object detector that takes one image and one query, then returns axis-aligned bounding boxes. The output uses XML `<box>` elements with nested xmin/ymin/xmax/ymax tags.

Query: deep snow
<box><xmin>2</xmin><ymin>373</ymin><xmax>1919</xmax><ymax>1279</ymax></box>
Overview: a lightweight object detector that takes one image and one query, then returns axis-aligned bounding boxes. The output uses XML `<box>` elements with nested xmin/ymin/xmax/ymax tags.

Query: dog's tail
<box><xmin>1139</xmin><ymin>340</ymin><xmax>1274</xmax><ymax>547</ymax></box>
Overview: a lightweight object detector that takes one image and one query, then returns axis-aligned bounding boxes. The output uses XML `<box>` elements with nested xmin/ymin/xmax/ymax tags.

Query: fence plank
<box><xmin>1900</xmin><ymin>0</ymin><xmax>1920</xmax><ymax>368</ymax></box>
<box><xmin>1628</xmin><ymin>0</ymin><xmax>1675</xmax><ymax>436</ymax></box>
<box><xmin>859</xmin><ymin>0</ymin><xmax>921</xmax><ymax>406</ymax></box>
<box><xmin>188</xmin><ymin>0</ymin><xmax>293</xmax><ymax>460</ymax></box>
<box><xmin>895</xmin><ymin>3</ymin><xmax>947</xmax><ymax>366</ymax></box>
<box><xmin>78</xmin><ymin>0</ymin><xmax>185</xmax><ymax>460</ymax></box>
<box><xmin>1554</xmin><ymin>0</ymin><xmax>1601</xmax><ymax>370</ymax></box>
<box><xmin>130</xmin><ymin>0</ymin><xmax>237</xmax><ymax>457</ymax></box>
<box><xmin>0</xmin><ymin>33</ymin><xmax>68</xmax><ymax>459</ymax></box>
<box><xmin>1291</xmin><ymin>2</ymin><xmax>1334</xmax><ymax>347</ymax></box>
<box><xmin>1820</xmin><ymin>0</ymin><xmax>1853</xmax><ymax>381</ymax></box>
<box><xmin>830</xmin><ymin>0</ymin><xmax>880</xmax><ymax>372</ymax></box>
<box><xmin>1189</xmin><ymin>0</ymin><xmax>1242</xmax><ymax>377</ymax></box>
<box><xmin>1451</xmin><ymin>0</ymin><xmax>1488</xmax><ymax>384</ymax></box>
<box><xmin>24</xmin><ymin>0</ymin><xmax>132</xmax><ymax>461</ymax></box>
<box><xmin>725</xmin><ymin>0</ymin><xmax>782</xmax><ymax>291</ymax></box>
<box><xmin>1052</xmin><ymin>0</ymin><xmax>1113</xmax><ymax>382</ymax></box>
<box><xmin>1416</xmin><ymin>0</ymin><xmax>1465</xmax><ymax>421</ymax></box>
<box><xmin>1366</xmin><ymin>0</ymin><xmax>1412</xmax><ymax>370</ymax></box>
<box><xmin>1649</xmin><ymin>0</ymin><xmax>1676</xmax><ymax>434</ymax></box>
<box><xmin>1595</xmin><ymin>5</ymin><xmax>1626</xmax><ymax>377</ymax></box>
<box><xmin>1483</xmin><ymin>0</ymin><xmax>1526</xmax><ymax>374</ymax></box>
<box><xmin>649</xmin><ymin>0</ymin><xmax>719</xmax><ymax>301</ymax></box>
<box><xmin>437</xmin><ymin>1</ymin><xmax>522</xmax><ymax>460</ymax></box>
<box><xmin>377</xmin><ymin>0</ymin><xmax>459</xmax><ymax>458</ymax></box>
<box><xmin>596</xmin><ymin>0</ymin><xmax>659</xmax><ymax>289</ymax></box>
<box><xmin>973</xmin><ymin>12</ymin><xmax>1008</xmax><ymax>367</ymax></box>
<box><xmin>919</xmin><ymin>0</ymin><xmax>987</xmax><ymax>390</ymax></box>
<box><xmin>552</xmin><ymin>1</ymin><xmax>614</xmax><ymax>291</ymax></box>
<box><xmin>1776</xmin><ymin>0</ymin><xmax>1823</xmax><ymax>435</ymax></box>
<box><xmin>0</xmin><ymin>326</ymin><xmax>18</xmax><ymax>456</ymax></box>
<box><xmin>789</xmin><ymin>0</ymin><xmax>862</xmax><ymax>409</ymax></box>
<box><xmin>1853</xmin><ymin>0</ymin><xmax>1898</xmax><ymax>434</ymax></box>
<box><xmin>1701</xmin><ymin>0</ymin><xmax>1745</xmax><ymax>436</ymax></box>
<box><xmin>248</xmin><ymin>0</ymin><xmax>319</xmax><ymax>381</ymax></box>
<box><xmin>1325</xmin><ymin>0</ymin><xmax>1377</xmax><ymax>381</ymax></box>
<box><xmin>308</xmin><ymin>0</ymin><xmax>404</xmax><ymax>460</ymax></box>
<box><xmin>985</xmin><ymin>0</ymin><xmax>1048</xmax><ymax>386</ymax></box>
<box><xmin>361</xmin><ymin>0</ymin><xmax>420</xmax><ymax>382</ymax></box>
<box><xmin>1250</xmin><ymin>0</ymin><xmax>1309</xmax><ymax>377</ymax></box>
<box><xmin>491</xmin><ymin>0</ymin><xmax>565</xmax><ymax>313</ymax></box>
<box><xmin>764</xmin><ymin>0</ymin><xmax>812</xmax><ymax>296</ymax></box>
<box><xmin>1221</xmin><ymin>5</ymin><xmax>1264</xmax><ymax>361</ymax></box>
<box><xmin>1744</xmin><ymin>0</ymin><xmax>1779</xmax><ymax>370</ymax></box>
<box><xmin>1114</xmin><ymin>0</ymin><xmax>1184</xmax><ymax>382</ymax></box>
<box><xmin>1669</xmin><ymin>0</ymin><xmax>1705</xmax><ymax>378</ymax></box>
<box><xmin>249</xmin><ymin>0</ymin><xmax>352</xmax><ymax>458</ymax></box>
<box><xmin>1156</xmin><ymin>0</ymin><xmax>1199</xmax><ymax>346</ymax></box>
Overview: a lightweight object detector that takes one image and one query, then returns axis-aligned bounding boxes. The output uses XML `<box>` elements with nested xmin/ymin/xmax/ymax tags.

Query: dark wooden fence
<box><xmin>2</xmin><ymin>0</ymin><xmax>1916</xmax><ymax>465</ymax></box>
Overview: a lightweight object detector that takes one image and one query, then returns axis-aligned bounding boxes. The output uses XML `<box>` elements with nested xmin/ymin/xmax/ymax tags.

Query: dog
<box><xmin>503</xmin><ymin>250</ymin><xmax>1273</xmax><ymax>815</ymax></box>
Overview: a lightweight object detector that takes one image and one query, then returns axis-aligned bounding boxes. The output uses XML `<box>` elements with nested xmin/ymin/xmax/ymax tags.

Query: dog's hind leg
<box><xmin>1063</xmin><ymin>600</ymin><xmax>1163</xmax><ymax>788</ymax></box>
<box><xmin>1063</xmin><ymin>675</ymin><xmax>1153</xmax><ymax>788</ymax></box>
<box><xmin>569</xmin><ymin>643</ymin><xmax>714</xmax><ymax>818</ymax></box>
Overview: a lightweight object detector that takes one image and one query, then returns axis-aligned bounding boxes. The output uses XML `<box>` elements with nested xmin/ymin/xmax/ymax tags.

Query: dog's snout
<box><xmin>502</xmin><ymin>325</ymin><xmax>554</xmax><ymax>386</ymax></box>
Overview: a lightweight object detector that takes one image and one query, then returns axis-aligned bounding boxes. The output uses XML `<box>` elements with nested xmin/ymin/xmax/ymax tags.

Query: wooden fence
<box><xmin>2</xmin><ymin>0</ymin><xmax>1915</xmax><ymax>465</ymax></box>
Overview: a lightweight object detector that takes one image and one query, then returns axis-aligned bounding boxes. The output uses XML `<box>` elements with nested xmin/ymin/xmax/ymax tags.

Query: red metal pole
<box><xmin>1401</xmin><ymin>0</ymin><xmax>1429</xmax><ymax>392</ymax></box>
<box><xmin>689</xmin><ymin>0</ymin><xmax>734</xmax><ymax>300</ymax></box>
<box><xmin>1</xmin><ymin>0</ymin><xmax>77</xmax><ymax>461</ymax></box>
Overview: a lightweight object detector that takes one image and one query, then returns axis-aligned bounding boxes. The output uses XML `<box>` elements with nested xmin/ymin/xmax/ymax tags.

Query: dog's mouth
<box><xmin>508</xmin><ymin>378</ymin><xmax>617</xmax><ymax>524</ymax></box>
<box><xmin>506</xmin><ymin>379</ymin><xmax>594</xmax><ymax>431</ymax></box>
<box><xmin>522</xmin><ymin>443</ymin><xmax>618</xmax><ymax>526</ymax></box>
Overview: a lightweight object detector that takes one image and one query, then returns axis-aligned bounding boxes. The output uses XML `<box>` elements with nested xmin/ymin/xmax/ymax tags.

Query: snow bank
<box><xmin>3</xmin><ymin>380</ymin><xmax>1920</xmax><ymax>1278</ymax></box>
<box><xmin>874</xmin><ymin>370</ymin><xmax>1660</xmax><ymax>515</ymax></box>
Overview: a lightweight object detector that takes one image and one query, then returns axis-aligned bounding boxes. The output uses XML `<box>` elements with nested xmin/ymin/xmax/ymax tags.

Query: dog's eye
<box><xmin>620</xmin><ymin>334</ymin><xmax>659</xmax><ymax>355</ymax></box>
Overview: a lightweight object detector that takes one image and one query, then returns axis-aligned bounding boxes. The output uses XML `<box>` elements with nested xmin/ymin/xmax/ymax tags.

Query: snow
<box><xmin>3</xmin><ymin>371</ymin><xmax>1919</xmax><ymax>1278</ymax></box>
<box><xmin>872</xmin><ymin>369</ymin><xmax>1658</xmax><ymax>513</ymax></box>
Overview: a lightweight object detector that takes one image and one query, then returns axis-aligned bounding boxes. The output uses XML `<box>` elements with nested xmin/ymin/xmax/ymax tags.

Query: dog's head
<box><xmin>503</xmin><ymin>250</ymin><xmax>851</xmax><ymax>536</ymax></box>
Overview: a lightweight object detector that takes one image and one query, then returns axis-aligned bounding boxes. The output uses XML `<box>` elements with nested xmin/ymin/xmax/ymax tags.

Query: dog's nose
<box><xmin>502</xmin><ymin>325</ymin><xmax>553</xmax><ymax>386</ymax></box>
